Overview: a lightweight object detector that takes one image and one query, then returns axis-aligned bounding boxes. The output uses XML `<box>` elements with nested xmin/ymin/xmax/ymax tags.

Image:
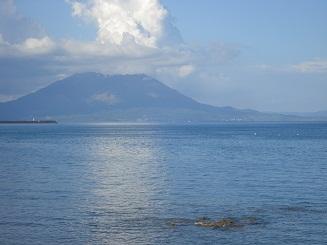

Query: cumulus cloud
<box><xmin>0</xmin><ymin>35</ymin><xmax>55</xmax><ymax>57</ymax></box>
<box><xmin>68</xmin><ymin>0</ymin><xmax>169</xmax><ymax>48</ymax></box>
<box><xmin>63</xmin><ymin>0</ymin><xmax>183</xmax><ymax>58</ymax></box>
<box><xmin>1</xmin><ymin>1</ymin><xmax>188</xmax><ymax>61</ymax></box>
<box><xmin>0</xmin><ymin>0</ymin><xmax>235</xmax><ymax>69</ymax></box>
<box><xmin>17</xmin><ymin>37</ymin><xmax>56</xmax><ymax>55</ymax></box>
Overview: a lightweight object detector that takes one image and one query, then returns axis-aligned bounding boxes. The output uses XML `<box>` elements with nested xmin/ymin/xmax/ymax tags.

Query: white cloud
<box><xmin>253</xmin><ymin>59</ymin><xmax>327</xmax><ymax>74</ymax></box>
<box><xmin>91</xmin><ymin>91</ymin><xmax>118</xmax><ymax>104</ymax></box>
<box><xmin>0</xmin><ymin>0</ymin><xmax>195</xmax><ymax>77</ymax></box>
<box><xmin>0</xmin><ymin>35</ymin><xmax>55</xmax><ymax>57</ymax></box>
<box><xmin>178</xmin><ymin>64</ymin><xmax>195</xmax><ymax>77</ymax></box>
<box><xmin>16</xmin><ymin>37</ymin><xmax>55</xmax><ymax>55</ymax></box>
<box><xmin>292</xmin><ymin>59</ymin><xmax>327</xmax><ymax>74</ymax></box>
<box><xmin>0</xmin><ymin>0</ymin><xmax>53</xmax><ymax>57</ymax></box>
<box><xmin>68</xmin><ymin>0</ymin><xmax>168</xmax><ymax>48</ymax></box>
<box><xmin>70</xmin><ymin>1</ymin><xmax>85</xmax><ymax>16</ymax></box>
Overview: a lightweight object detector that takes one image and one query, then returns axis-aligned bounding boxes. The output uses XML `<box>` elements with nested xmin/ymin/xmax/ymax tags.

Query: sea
<box><xmin>0</xmin><ymin>123</ymin><xmax>326</xmax><ymax>245</ymax></box>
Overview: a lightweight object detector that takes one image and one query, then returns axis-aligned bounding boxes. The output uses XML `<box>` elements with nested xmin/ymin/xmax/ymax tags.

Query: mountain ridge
<box><xmin>0</xmin><ymin>73</ymin><xmax>308</xmax><ymax>122</ymax></box>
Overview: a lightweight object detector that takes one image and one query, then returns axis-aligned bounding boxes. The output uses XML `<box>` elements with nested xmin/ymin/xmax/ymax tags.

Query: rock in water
<box><xmin>195</xmin><ymin>218</ymin><xmax>238</xmax><ymax>228</ymax></box>
<box><xmin>167</xmin><ymin>216</ymin><xmax>260</xmax><ymax>229</ymax></box>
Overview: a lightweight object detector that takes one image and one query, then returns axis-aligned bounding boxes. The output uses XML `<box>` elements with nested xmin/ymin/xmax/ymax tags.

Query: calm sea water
<box><xmin>0</xmin><ymin>123</ymin><xmax>326</xmax><ymax>245</ymax></box>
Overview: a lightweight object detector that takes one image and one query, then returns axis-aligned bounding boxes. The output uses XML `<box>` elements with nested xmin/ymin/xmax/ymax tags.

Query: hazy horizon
<box><xmin>0</xmin><ymin>0</ymin><xmax>326</xmax><ymax>113</ymax></box>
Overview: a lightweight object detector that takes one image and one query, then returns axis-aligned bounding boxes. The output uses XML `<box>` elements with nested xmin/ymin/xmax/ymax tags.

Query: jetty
<box><xmin>0</xmin><ymin>120</ymin><xmax>58</xmax><ymax>124</ymax></box>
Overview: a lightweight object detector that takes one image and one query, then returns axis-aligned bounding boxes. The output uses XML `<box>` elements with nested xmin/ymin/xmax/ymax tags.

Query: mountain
<box><xmin>284</xmin><ymin>111</ymin><xmax>327</xmax><ymax>121</ymax></box>
<box><xmin>0</xmin><ymin>73</ymin><xmax>303</xmax><ymax>122</ymax></box>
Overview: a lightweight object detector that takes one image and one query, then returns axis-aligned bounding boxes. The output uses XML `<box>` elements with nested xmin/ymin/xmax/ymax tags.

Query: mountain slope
<box><xmin>285</xmin><ymin>111</ymin><xmax>327</xmax><ymax>120</ymax></box>
<box><xmin>0</xmin><ymin>73</ymin><xmax>301</xmax><ymax>122</ymax></box>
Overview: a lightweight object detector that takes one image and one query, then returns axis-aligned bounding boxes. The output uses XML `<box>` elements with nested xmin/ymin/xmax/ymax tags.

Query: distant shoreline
<box><xmin>0</xmin><ymin>120</ymin><xmax>58</xmax><ymax>124</ymax></box>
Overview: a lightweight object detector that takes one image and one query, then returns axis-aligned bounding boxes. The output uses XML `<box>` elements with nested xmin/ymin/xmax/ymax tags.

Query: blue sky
<box><xmin>1</xmin><ymin>0</ymin><xmax>327</xmax><ymax>112</ymax></box>
<box><xmin>163</xmin><ymin>0</ymin><xmax>327</xmax><ymax>62</ymax></box>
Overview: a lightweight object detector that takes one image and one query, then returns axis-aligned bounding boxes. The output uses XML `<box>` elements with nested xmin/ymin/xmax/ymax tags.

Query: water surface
<box><xmin>0</xmin><ymin>123</ymin><xmax>326</xmax><ymax>244</ymax></box>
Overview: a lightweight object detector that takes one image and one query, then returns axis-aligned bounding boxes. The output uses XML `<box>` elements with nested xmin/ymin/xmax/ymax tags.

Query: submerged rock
<box><xmin>166</xmin><ymin>216</ymin><xmax>261</xmax><ymax>230</ymax></box>
<box><xmin>194</xmin><ymin>217</ymin><xmax>239</xmax><ymax>229</ymax></box>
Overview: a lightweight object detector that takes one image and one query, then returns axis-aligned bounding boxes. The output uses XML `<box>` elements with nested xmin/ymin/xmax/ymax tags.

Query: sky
<box><xmin>0</xmin><ymin>0</ymin><xmax>326</xmax><ymax>112</ymax></box>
